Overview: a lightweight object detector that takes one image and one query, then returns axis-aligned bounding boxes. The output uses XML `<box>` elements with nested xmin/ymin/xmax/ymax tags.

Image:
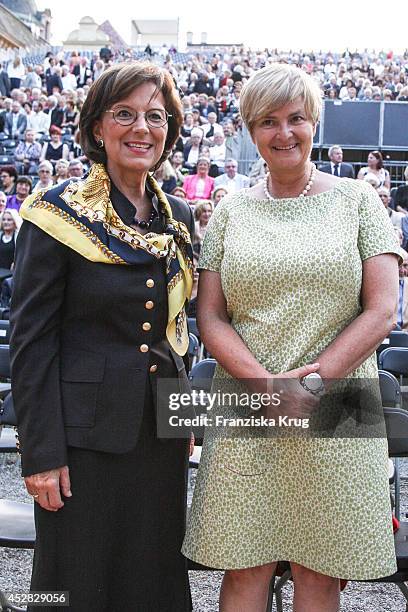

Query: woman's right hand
<box><xmin>25</xmin><ymin>466</ymin><xmax>72</xmax><ymax>512</ymax></box>
<box><xmin>266</xmin><ymin>363</ymin><xmax>321</xmax><ymax>421</ymax></box>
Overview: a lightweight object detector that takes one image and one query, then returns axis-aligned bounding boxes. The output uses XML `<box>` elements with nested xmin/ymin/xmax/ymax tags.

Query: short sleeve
<box><xmin>358</xmin><ymin>181</ymin><xmax>403</xmax><ymax>263</ymax></box>
<box><xmin>198</xmin><ymin>200</ymin><xmax>229</xmax><ymax>273</ymax></box>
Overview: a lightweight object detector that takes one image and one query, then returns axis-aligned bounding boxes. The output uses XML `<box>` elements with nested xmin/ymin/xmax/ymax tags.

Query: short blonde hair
<box><xmin>194</xmin><ymin>200</ymin><xmax>213</xmax><ymax>220</ymax></box>
<box><xmin>240</xmin><ymin>63</ymin><xmax>322</xmax><ymax>134</ymax></box>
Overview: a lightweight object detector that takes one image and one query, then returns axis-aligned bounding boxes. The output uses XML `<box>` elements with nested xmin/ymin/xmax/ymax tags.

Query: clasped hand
<box><xmin>262</xmin><ymin>362</ymin><xmax>321</xmax><ymax>421</ymax></box>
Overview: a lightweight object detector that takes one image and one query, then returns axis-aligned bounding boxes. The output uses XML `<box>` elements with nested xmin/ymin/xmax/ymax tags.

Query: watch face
<box><xmin>304</xmin><ymin>373</ymin><xmax>323</xmax><ymax>391</ymax></box>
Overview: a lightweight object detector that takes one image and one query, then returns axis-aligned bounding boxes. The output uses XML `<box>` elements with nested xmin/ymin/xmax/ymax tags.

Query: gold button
<box><xmin>142</xmin><ymin>322</ymin><xmax>151</xmax><ymax>331</ymax></box>
<box><xmin>140</xmin><ymin>344</ymin><xmax>149</xmax><ymax>353</ymax></box>
<box><xmin>149</xmin><ymin>364</ymin><xmax>157</xmax><ymax>373</ymax></box>
<box><xmin>146</xmin><ymin>279</ymin><xmax>155</xmax><ymax>288</ymax></box>
<box><xmin>145</xmin><ymin>301</ymin><xmax>154</xmax><ymax>310</ymax></box>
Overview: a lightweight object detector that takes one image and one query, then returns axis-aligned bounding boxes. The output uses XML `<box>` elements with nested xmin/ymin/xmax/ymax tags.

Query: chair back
<box><xmin>188</xmin><ymin>358</ymin><xmax>216</xmax><ymax>393</ymax></box>
<box><xmin>0</xmin><ymin>500</ymin><xmax>35</xmax><ymax>549</ymax></box>
<box><xmin>0</xmin><ymin>393</ymin><xmax>16</xmax><ymax>426</ymax></box>
<box><xmin>379</xmin><ymin>370</ymin><xmax>401</xmax><ymax>407</ymax></box>
<box><xmin>384</xmin><ymin>407</ymin><xmax>408</xmax><ymax>457</ymax></box>
<box><xmin>388</xmin><ymin>331</ymin><xmax>408</xmax><ymax>348</ymax></box>
<box><xmin>0</xmin><ymin>320</ymin><xmax>10</xmax><ymax>344</ymax></box>
<box><xmin>188</xmin><ymin>333</ymin><xmax>199</xmax><ymax>356</ymax></box>
<box><xmin>0</xmin><ymin>344</ymin><xmax>9</xmax><ymax>380</ymax></box>
<box><xmin>188</xmin><ymin>317</ymin><xmax>200</xmax><ymax>339</ymax></box>
<box><xmin>188</xmin><ymin>332</ymin><xmax>200</xmax><ymax>367</ymax></box>
<box><xmin>379</xmin><ymin>347</ymin><xmax>408</xmax><ymax>376</ymax></box>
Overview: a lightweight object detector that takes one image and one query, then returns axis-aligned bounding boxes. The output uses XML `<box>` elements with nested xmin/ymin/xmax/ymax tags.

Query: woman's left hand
<box><xmin>189</xmin><ymin>432</ymin><xmax>195</xmax><ymax>456</ymax></box>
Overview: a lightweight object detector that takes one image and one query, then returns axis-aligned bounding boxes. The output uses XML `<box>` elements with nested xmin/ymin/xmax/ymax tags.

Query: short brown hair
<box><xmin>16</xmin><ymin>176</ymin><xmax>32</xmax><ymax>189</ymax></box>
<box><xmin>80</xmin><ymin>61</ymin><xmax>183</xmax><ymax>170</ymax></box>
<box><xmin>0</xmin><ymin>166</ymin><xmax>17</xmax><ymax>180</ymax></box>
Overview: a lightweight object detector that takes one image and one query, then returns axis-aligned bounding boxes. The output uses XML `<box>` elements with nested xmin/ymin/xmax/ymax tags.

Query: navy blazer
<box><xmin>10</xmin><ymin>179</ymin><xmax>194</xmax><ymax>477</ymax></box>
<box><xmin>319</xmin><ymin>162</ymin><xmax>355</xmax><ymax>179</ymax></box>
<box><xmin>5</xmin><ymin>112</ymin><xmax>27</xmax><ymax>138</ymax></box>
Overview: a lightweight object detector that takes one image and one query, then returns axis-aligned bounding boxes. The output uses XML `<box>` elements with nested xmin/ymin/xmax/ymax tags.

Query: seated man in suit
<box><xmin>319</xmin><ymin>145</ymin><xmax>355</xmax><ymax>178</ymax></box>
<box><xmin>5</xmin><ymin>101</ymin><xmax>27</xmax><ymax>140</ymax></box>
<box><xmin>214</xmin><ymin>158</ymin><xmax>250</xmax><ymax>193</ymax></box>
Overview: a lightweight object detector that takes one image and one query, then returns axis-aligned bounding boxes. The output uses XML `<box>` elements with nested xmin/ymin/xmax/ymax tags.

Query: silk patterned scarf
<box><xmin>20</xmin><ymin>163</ymin><xmax>193</xmax><ymax>355</ymax></box>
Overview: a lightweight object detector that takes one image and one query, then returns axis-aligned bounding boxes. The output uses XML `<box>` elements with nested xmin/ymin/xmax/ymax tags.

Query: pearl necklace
<box><xmin>263</xmin><ymin>163</ymin><xmax>317</xmax><ymax>200</ymax></box>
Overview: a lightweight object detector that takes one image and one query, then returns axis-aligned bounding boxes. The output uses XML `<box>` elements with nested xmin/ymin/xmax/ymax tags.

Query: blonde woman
<box><xmin>54</xmin><ymin>159</ymin><xmax>70</xmax><ymax>185</ymax></box>
<box><xmin>7</xmin><ymin>56</ymin><xmax>25</xmax><ymax>90</ymax></box>
<box><xmin>32</xmin><ymin>161</ymin><xmax>54</xmax><ymax>192</ymax></box>
<box><xmin>193</xmin><ymin>199</ymin><xmax>213</xmax><ymax>248</ymax></box>
<box><xmin>153</xmin><ymin>159</ymin><xmax>177</xmax><ymax>194</ymax></box>
<box><xmin>183</xmin><ymin>62</ymin><xmax>400</xmax><ymax>612</ymax></box>
<box><xmin>0</xmin><ymin>208</ymin><xmax>22</xmax><ymax>269</ymax></box>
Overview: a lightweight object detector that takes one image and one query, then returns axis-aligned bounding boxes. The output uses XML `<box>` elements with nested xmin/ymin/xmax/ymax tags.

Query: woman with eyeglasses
<box><xmin>0</xmin><ymin>166</ymin><xmax>17</xmax><ymax>196</ymax></box>
<box><xmin>10</xmin><ymin>62</ymin><xmax>195</xmax><ymax>612</ymax></box>
<box><xmin>32</xmin><ymin>161</ymin><xmax>54</xmax><ymax>192</ymax></box>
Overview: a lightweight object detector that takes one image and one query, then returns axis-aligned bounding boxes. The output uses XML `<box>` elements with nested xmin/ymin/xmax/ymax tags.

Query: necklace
<box><xmin>132</xmin><ymin>208</ymin><xmax>157</xmax><ymax>230</ymax></box>
<box><xmin>263</xmin><ymin>162</ymin><xmax>317</xmax><ymax>200</ymax></box>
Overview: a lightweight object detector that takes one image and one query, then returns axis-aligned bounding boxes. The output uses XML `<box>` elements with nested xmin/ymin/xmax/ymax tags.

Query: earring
<box><xmin>97</xmin><ymin>139</ymin><xmax>104</xmax><ymax>148</ymax></box>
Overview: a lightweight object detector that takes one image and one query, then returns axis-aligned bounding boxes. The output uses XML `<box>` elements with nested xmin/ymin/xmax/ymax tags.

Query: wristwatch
<box><xmin>300</xmin><ymin>372</ymin><xmax>325</xmax><ymax>397</ymax></box>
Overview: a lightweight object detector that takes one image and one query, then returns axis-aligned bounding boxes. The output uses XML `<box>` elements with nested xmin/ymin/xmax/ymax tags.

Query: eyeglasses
<box><xmin>39</xmin><ymin>169</ymin><xmax>51</xmax><ymax>174</ymax></box>
<box><xmin>105</xmin><ymin>108</ymin><xmax>172</xmax><ymax>128</ymax></box>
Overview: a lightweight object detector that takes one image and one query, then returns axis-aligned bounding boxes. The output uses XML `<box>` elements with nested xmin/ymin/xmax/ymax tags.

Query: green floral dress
<box><xmin>182</xmin><ymin>179</ymin><xmax>401</xmax><ymax>579</ymax></box>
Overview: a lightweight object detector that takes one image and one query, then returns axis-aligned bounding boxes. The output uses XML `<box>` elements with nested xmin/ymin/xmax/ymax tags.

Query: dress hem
<box><xmin>182</xmin><ymin>550</ymin><xmax>397</xmax><ymax>581</ymax></box>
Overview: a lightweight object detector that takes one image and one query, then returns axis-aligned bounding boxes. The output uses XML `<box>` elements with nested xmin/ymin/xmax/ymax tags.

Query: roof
<box><xmin>0</xmin><ymin>0</ymin><xmax>38</xmax><ymax>17</ymax></box>
<box><xmin>131</xmin><ymin>19</ymin><xmax>179</xmax><ymax>35</ymax></box>
<box><xmin>99</xmin><ymin>20</ymin><xmax>127</xmax><ymax>48</ymax></box>
<box><xmin>0</xmin><ymin>3</ymin><xmax>46</xmax><ymax>48</ymax></box>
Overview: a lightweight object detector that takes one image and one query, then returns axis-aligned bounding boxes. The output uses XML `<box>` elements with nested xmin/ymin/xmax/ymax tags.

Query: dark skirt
<box><xmin>29</xmin><ymin>383</ymin><xmax>192</xmax><ymax>612</ymax></box>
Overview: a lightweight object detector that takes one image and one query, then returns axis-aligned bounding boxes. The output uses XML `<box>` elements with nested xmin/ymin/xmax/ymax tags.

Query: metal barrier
<box><xmin>238</xmin><ymin>100</ymin><xmax>408</xmax><ymax>184</ymax></box>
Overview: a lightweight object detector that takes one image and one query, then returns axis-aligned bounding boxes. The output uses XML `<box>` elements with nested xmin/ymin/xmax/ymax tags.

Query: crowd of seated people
<box><xmin>1</xmin><ymin>46</ymin><xmax>257</xmax><ymax>214</ymax></box>
<box><xmin>0</xmin><ymin>45</ymin><xmax>408</xmax><ymax>310</ymax></box>
<box><xmin>2</xmin><ymin>44</ymin><xmax>408</xmax><ymax>197</ymax></box>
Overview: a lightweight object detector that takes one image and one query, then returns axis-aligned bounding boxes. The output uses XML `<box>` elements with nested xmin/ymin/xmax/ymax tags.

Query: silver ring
<box><xmin>32</xmin><ymin>494</ymin><xmax>39</xmax><ymax>498</ymax></box>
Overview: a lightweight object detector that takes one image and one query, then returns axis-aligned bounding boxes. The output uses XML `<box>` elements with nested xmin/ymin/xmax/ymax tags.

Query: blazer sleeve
<box><xmin>10</xmin><ymin>220</ymin><xmax>69</xmax><ymax>477</ymax></box>
<box><xmin>183</xmin><ymin>176</ymin><xmax>194</xmax><ymax>200</ymax></box>
<box><xmin>19</xmin><ymin>115</ymin><xmax>27</xmax><ymax>135</ymax></box>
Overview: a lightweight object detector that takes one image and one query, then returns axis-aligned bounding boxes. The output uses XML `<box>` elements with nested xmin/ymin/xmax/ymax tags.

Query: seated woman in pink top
<box><xmin>183</xmin><ymin>157</ymin><xmax>215</xmax><ymax>202</ymax></box>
